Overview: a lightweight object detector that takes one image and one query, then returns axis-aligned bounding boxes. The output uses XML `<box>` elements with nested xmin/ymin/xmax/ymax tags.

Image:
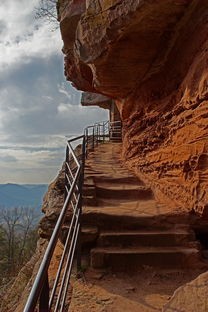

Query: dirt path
<box><xmin>70</xmin><ymin>268</ymin><xmax>204</xmax><ymax>311</ymax></box>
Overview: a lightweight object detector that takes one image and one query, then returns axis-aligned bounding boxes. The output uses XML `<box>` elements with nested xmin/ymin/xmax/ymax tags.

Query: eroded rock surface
<box><xmin>59</xmin><ymin>0</ymin><xmax>208</xmax><ymax>216</ymax></box>
<box><xmin>81</xmin><ymin>92</ymin><xmax>112</xmax><ymax>109</ymax></box>
<box><xmin>39</xmin><ymin>165</ymin><xmax>65</xmax><ymax>238</ymax></box>
<box><xmin>163</xmin><ymin>271</ymin><xmax>208</xmax><ymax>312</ymax></box>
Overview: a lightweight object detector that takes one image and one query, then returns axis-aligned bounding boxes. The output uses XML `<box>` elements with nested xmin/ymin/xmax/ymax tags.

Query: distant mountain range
<box><xmin>0</xmin><ymin>183</ymin><xmax>48</xmax><ymax>210</ymax></box>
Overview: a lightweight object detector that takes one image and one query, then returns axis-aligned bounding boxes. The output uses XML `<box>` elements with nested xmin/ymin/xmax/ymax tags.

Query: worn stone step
<box><xmin>94</xmin><ymin>176</ymin><xmax>143</xmax><ymax>185</ymax></box>
<box><xmin>96</xmin><ymin>183</ymin><xmax>146</xmax><ymax>190</ymax></box>
<box><xmin>90</xmin><ymin>166</ymin><xmax>129</xmax><ymax>173</ymax></box>
<box><xmin>81</xmin><ymin>227</ymin><xmax>99</xmax><ymax>245</ymax></box>
<box><xmin>84</xmin><ymin>171</ymin><xmax>104</xmax><ymax>176</ymax></box>
<box><xmin>82</xmin><ymin>211</ymin><xmax>192</xmax><ymax>231</ymax></box>
<box><xmin>97</xmin><ymin>230</ymin><xmax>196</xmax><ymax>248</ymax></box>
<box><xmin>84</xmin><ymin>177</ymin><xmax>94</xmax><ymax>187</ymax></box>
<box><xmin>83</xmin><ymin>214</ymin><xmax>165</xmax><ymax>231</ymax></box>
<box><xmin>110</xmin><ymin>138</ymin><xmax>122</xmax><ymax>142</ymax></box>
<box><xmin>96</xmin><ymin>185</ymin><xmax>153</xmax><ymax>200</ymax></box>
<box><xmin>83</xmin><ymin>195</ymin><xmax>97</xmax><ymax>206</ymax></box>
<box><xmin>91</xmin><ymin>246</ymin><xmax>201</xmax><ymax>271</ymax></box>
<box><xmin>83</xmin><ymin>186</ymin><xmax>96</xmax><ymax>197</ymax></box>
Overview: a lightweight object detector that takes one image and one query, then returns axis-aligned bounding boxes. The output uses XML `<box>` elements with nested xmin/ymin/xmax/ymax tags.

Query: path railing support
<box><xmin>23</xmin><ymin>120</ymin><xmax>122</xmax><ymax>312</ymax></box>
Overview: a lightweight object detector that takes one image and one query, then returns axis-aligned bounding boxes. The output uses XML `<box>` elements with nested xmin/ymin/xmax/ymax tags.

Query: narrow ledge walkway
<box><xmin>70</xmin><ymin>142</ymin><xmax>207</xmax><ymax>312</ymax></box>
<box><xmin>83</xmin><ymin>143</ymin><xmax>175</xmax><ymax>219</ymax></box>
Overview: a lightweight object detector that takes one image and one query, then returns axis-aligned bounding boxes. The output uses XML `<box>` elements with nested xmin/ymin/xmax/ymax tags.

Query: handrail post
<box><xmin>86</xmin><ymin>128</ymin><xmax>88</xmax><ymax>158</ymax></box>
<box><xmin>109</xmin><ymin>122</ymin><xmax>111</xmax><ymax>140</ymax></box>
<box><xmin>39</xmin><ymin>273</ymin><xmax>50</xmax><ymax>312</ymax></box>
<box><xmin>76</xmin><ymin>136</ymin><xmax>85</xmax><ymax>271</ymax></box>
<box><xmin>98</xmin><ymin>124</ymin><xmax>100</xmax><ymax>142</ymax></box>
<box><xmin>96</xmin><ymin>124</ymin><xmax>98</xmax><ymax>146</ymax></box>
<box><xmin>102</xmin><ymin>122</ymin><xmax>105</xmax><ymax>142</ymax></box>
<box><xmin>65</xmin><ymin>145</ymin><xmax>69</xmax><ymax>200</ymax></box>
<box><xmin>92</xmin><ymin>127</ymin><xmax>95</xmax><ymax>150</ymax></box>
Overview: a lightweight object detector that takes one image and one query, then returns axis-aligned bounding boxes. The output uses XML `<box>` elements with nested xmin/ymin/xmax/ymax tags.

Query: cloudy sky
<box><xmin>0</xmin><ymin>0</ymin><xmax>108</xmax><ymax>184</ymax></box>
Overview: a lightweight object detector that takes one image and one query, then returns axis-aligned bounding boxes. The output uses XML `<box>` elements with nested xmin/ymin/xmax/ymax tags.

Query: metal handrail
<box><xmin>23</xmin><ymin>119</ymin><xmax>122</xmax><ymax>312</ymax></box>
<box><xmin>23</xmin><ymin>136</ymin><xmax>84</xmax><ymax>312</ymax></box>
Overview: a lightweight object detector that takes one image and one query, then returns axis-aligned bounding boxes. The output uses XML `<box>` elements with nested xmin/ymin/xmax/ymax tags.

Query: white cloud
<box><xmin>58</xmin><ymin>86</ymin><xmax>73</xmax><ymax>100</ymax></box>
<box><xmin>57</xmin><ymin>103</ymin><xmax>73</xmax><ymax>113</ymax></box>
<box><xmin>0</xmin><ymin>0</ymin><xmax>61</xmax><ymax>71</ymax></box>
<box><xmin>0</xmin><ymin>1</ymin><xmax>109</xmax><ymax>184</ymax></box>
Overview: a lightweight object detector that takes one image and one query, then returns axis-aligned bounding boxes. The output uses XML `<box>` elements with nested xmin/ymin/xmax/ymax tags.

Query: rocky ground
<box><xmin>69</xmin><ymin>267</ymin><xmax>205</xmax><ymax>312</ymax></box>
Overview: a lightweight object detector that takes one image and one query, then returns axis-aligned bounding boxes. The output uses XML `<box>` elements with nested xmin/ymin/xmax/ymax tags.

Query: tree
<box><xmin>36</xmin><ymin>0</ymin><xmax>58</xmax><ymax>28</ymax></box>
<box><xmin>16</xmin><ymin>207</ymin><xmax>38</xmax><ymax>264</ymax></box>
<box><xmin>0</xmin><ymin>207</ymin><xmax>38</xmax><ymax>276</ymax></box>
<box><xmin>0</xmin><ymin>207</ymin><xmax>22</xmax><ymax>274</ymax></box>
<box><xmin>0</xmin><ymin>226</ymin><xmax>7</xmax><ymax>279</ymax></box>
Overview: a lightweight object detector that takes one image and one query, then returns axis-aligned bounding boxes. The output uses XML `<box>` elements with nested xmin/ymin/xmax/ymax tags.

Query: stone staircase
<box><xmin>90</xmin><ymin>228</ymin><xmax>200</xmax><ymax>271</ymax></box>
<box><xmin>82</xmin><ymin>143</ymin><xmax>204</xmax><ymax>272</ymax></box>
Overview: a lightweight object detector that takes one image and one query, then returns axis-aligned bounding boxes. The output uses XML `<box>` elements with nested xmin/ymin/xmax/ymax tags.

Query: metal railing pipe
<box><xmin>23</xmin><ymin>119</ymin><xmax>122</xmax><ymax>312</ymax></box>
<box><xmin>67</xmin><ymin>134</ymin><xmax>84</xmax><ymax>143</ymax></box>
<box><xmin>54</xmin><ymin>209</ymin><xmax>80</xmax><ymax>311</ymax></box>
<box><xmin>49</xmin><ymin>201</ymin><xmax>79</xmax><ymax>309</ymax></box>
<box><xmin>67</xmin><ymin>141</ymin><xmax>80</xmax><ymax>168</ymax></box>
<box><xmin>23</xmin><ymin>167</ymin><xmax>81</xmax><ymax>312</ymax></box>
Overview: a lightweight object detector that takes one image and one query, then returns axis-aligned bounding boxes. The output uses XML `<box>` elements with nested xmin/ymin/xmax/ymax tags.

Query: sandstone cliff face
<box><xmin>58</xmin><ymin>0</ymin><xmax>208</xmax><ymax>216</ymax></box>
<box><xmin>163</xmin><ymin>271</ymin><xmax>208</xmax><ymax>312</ymax></box>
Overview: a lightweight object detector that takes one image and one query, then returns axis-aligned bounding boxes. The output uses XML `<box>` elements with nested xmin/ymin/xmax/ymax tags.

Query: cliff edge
<box><xmin>1</xmin><ymin>166</ymin><xmax>65</xmax><ymax>312</ymax></box>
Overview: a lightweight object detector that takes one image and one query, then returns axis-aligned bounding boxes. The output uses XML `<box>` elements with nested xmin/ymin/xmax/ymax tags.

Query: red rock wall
<box><xmin>58</xmin><ymin>0</ymin><xmax>208</xmax><ymax>216</ymax></box>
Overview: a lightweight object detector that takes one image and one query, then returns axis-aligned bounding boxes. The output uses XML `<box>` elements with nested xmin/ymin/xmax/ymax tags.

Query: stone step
<box><xmin>91</xmin><ymin>246</ymin><xmax>201</xmax><ymax>271</ymax></box>
<box><xmin>82</xmin><ymin>211</ymin><xmax>192</xmax><ymax>231</ymax></box>
<box><xmin>110</xmin><ymin>138</ymin><xmax>122</xmax><ymax>142</ymax></box>
<box><xmin>88</xmin><ymin>165</ymin><xmax>129</xmax><ymax>172</ymax></box>
<box><xmin>97</xmin><ymin>230</ymin><xmax>196</xmax><ymax>248</ymax></box>
<box><xmin>84</xmin><ymin>177</ymin><xmax>94</xmax><ymax>187</ymax></box>
<box><xmin>81</xmin><ymin>227</ymin><xmax>99</xmax><ymax>245</ymax></box>
<box><xmin>96</xmin><ymin>185</ymin><xmax>153</xmax><ymax>200</ymax></box>
<box><xmin>83</xmin><ymin>186</ymin><xmax>96</xmax><ymax>197</ymax></box>
<box><xmin>85</xmin><ymin>169</ymin><xmax>101</xmax><ymax>174</ymax></box>
<box><xmin>83</xmin><ymin>195</ymin><xmax>97</xmax><ymax>206</ymax></box>
<box><xmin>94</xmin><ymin>176</ymin><xmax>143</xmax><ymax>185</ymax></box>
